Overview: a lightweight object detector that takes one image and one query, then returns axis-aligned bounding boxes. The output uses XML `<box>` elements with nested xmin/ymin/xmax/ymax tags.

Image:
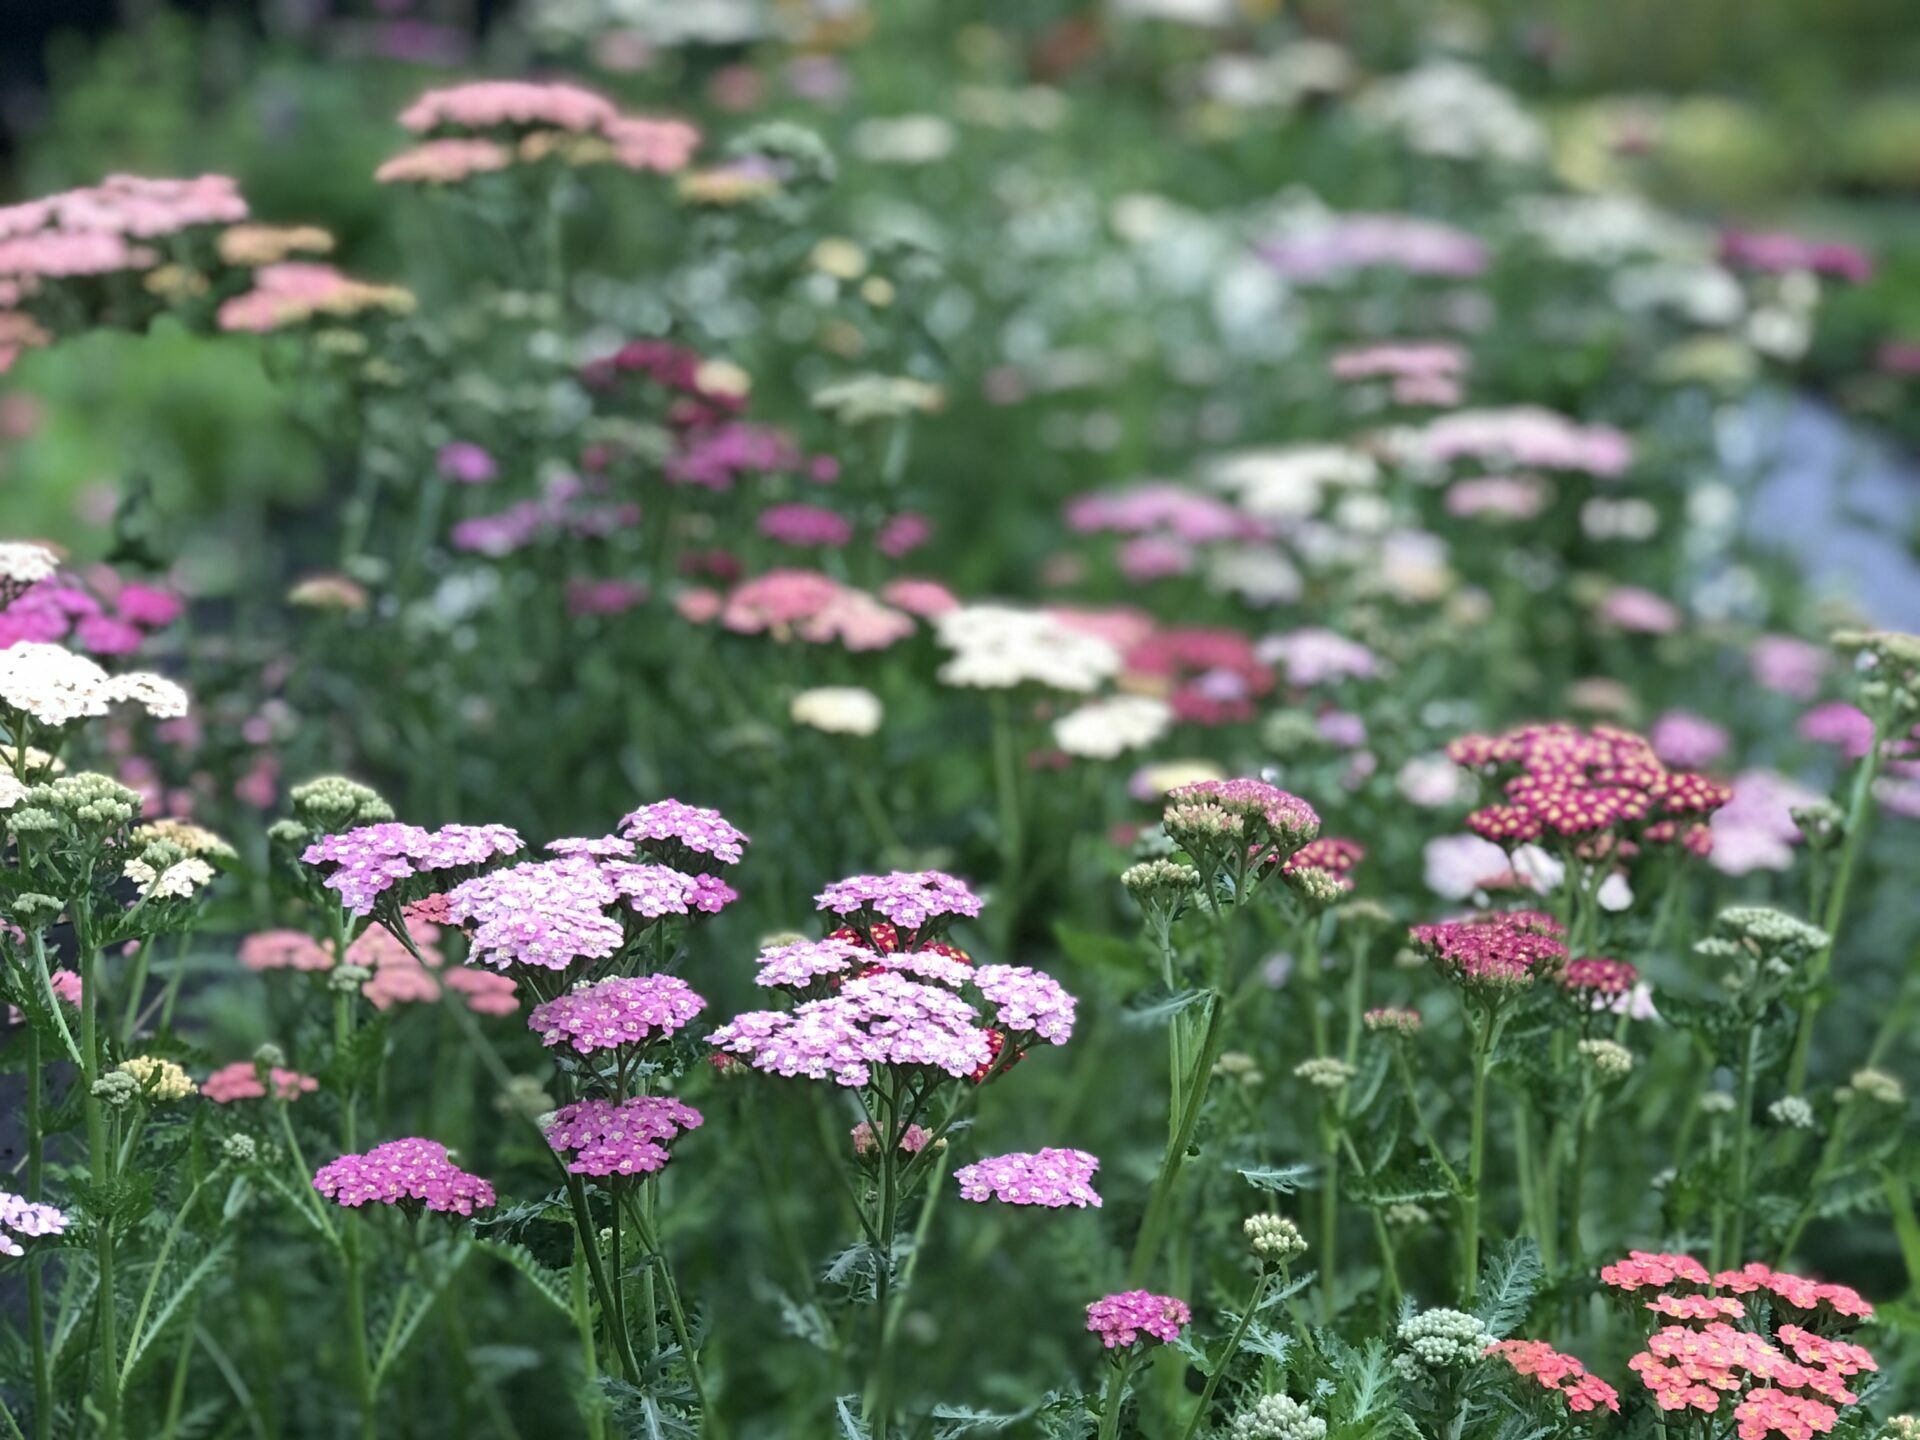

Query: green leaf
<box><xmin>929</xmin><ymin>1403</ymin><xmax>1039</xmax><ymax>1437</ymax></box>
<box><xmin>835</xmin><ymin>1396</ymin><xmax>872</xmax><ymax>1439</ymax></box>
<box><xmin>475</xmin><ymin>1239</ymin><xmax>571</xmax><ymax>1317</ymax></box>
<box><xmin>1240</xmin><ymin>1162</ymin><xmax>1316</xmax><ymax>1193</ymax></box>
<box><xmin>120</xmin><ymin>1235</ymin><xmax>234</xmax><ymax>1382</ymax></box>
<box><xmin>1120</xmin><ymin>985</ymin><xmax>1211</xmax><ymax>1028</ymax></box>
<box><xmin>1474</xmin><ymin>1239</ymin><xmax>1543</xmax><ymax>1338</ymax></box>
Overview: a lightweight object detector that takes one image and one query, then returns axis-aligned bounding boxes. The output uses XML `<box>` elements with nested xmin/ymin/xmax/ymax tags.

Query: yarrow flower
<box><xmin>1396</xmin><ymin>1308</ymin><xmax>1496</xmax><ymax>1378</ymax></box>
<box><xmin>302</xmin><ymin>821</ymin><xmax>522</xmax><ymax>915</ymax></box>
<box><xmin>790</xmin><ymin>686</ymin><xmax>883</xmax><ymax>736</ymax></box>
<box><xmin>313</xmin><ymin>1138</ymin><xmax>495</xmax><ymax>1215</ymax></box>
<box><xmin>527</xmin><ymin>974</ymin><xmax>706</xmax><ymax>1054</ymax></box>
<box><xmin>1487</xmin><ymin>1339</ymin><xmax>1621</xmax><ymax>1414</ymax></box>
<box><xmin>954</xmin><ymin>1148</ymin><xmax>1101</xmax><ymax>1208</ymax></box>
<box><xmin>1294</xmin><ymin>1057</ymin><xmax>1356</xmax><ymax>1091</ymax></box>
<box><xmin>201</xmin><ymin>1062</ymin><xmax>319</xmax><ymax>1104</ymax></box>
<box><xmin>619</xmin><ymin>799</ymin><xmax>747</xmax><ymax>868</ymax></box>
<box><xmin>115</xmin><ymin>1055</ymin><xmax>194</xmax><ymax>1102</ymax></box>
<box><xmin>1164</xmin><ymin>777</ymin><xmax>1320</xmax><ymax>861</ymax></box>
<box><xmin>1562</xmin><ymin>956</ymin><xmax>1639</xmax><ymax>997</ymax></box>
<box><xmin>542</xmin><ymin>1095</ymin><xmax>703</xmax><ymax>1176</ymax></box>
<box><xmin>1230</xmin><ymin>1395</ymin><xmax>1326</xmax><ymax>1440</ymax></box>
<box><xmin>815</xmin><ymin>870</ymin><xmax>983</xmax><ymax>941</ymax></box>
<box><xmin>1244</xmin><ymin>1213</ymin><xmax>1308</xmax><ymax>1263</ymax></box>
<box><xmin>0</xmin><ymin>641</ymin><xmax>189</xmax><ymax>727</ymax></box>
<box><xmin>1364</xmin><ymin>1006</ymin><xmax>1423</xmax><ymax>1036</ymax></box>
<box><xmin>1086</xmin><ymin>1289</ymin><xmax>1190</xmax><ymax>1349</ymax></box>
<box><xmin>973</xmin><ymin>964</ymin><xmax>1076</xmax><ymax>1045</ymax></box>
<box><xmin>852</xmin><ymin>1121</ymin><xmax>934</xmax><ymax>1157</ymax></box>
<box><xmin>0</xmin><ymin>1189</ymin><xmax>69</xmax><ymax>1257</ymax></box>
<box><xmin>708</xmin><ymin>972</ymin><xmax>992</xmax><ymax>1087</ymax></box>
<box><xmin>1052</xmin><ymin>694</ymin><xmax>1174</xmax><ymax>760</ymax></box>
<box><xmin>1409</xmin><ymin>911</ymin><xmax>1569</xmax><ymax>991</ymax></box>
<box><xmin>934</xmin><ymin>604</ymin><xmax>1123</xmax><ymax>693</ymax></box>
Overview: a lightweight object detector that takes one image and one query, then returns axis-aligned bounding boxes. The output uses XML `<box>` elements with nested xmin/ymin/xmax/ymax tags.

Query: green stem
<box><xmin>564</xmin><ymin>1171</ymin><xmax>641</xmax><ymax>1384</ymax></box>
<box><xmin>624</xmin><ymin>1198</ymin><xmax>719</xmax><ymax>1436</ymax></box>
<box><xmin>1129</xmin><ymin>993</ymin><xmax>1229</xmax><ymax>1285</ymax></box>
<box><xmin>24</xmin><ymin>1021</ymin><xmax>51</xmax><ymax>1440</ymax></box>
<box><xmin>1317</xmin><ymin>1117</ymin><xmax>1340</xmax><ymax>1325</ymax></box>
<box><xmin>867</xmin><ymin>1091</ymin><xmax>903</xmax><ymax>1440</ymax></box>
<box><xmin>80</xmin><ymin>938</ymin><xmax>122</xmax><ymax>1440</ymax></box>
<box><xmin>343</xmin><ymin>1225</ymin><xmax>377</xmax><ymax>1440</ymax></box>
<box><xmin>571</xmin><ymin>1234</ymin><xmax>608</xmax><ymax>1440</ymax></box>
<box><xmin>988</xmin><ymin>693</ymin><xmax>1025</xmax><ymax>956</ymax></box>
<box><xmin>1339</xmin><ymin>1132</ymin><xmax>1403</xmax><ymax>1311</ymax></box>
<box><xmin>1724</xmin><ymin>1025</ymin><xmax>1763</xmax><ymax>1268</ymax></box>
<box><xmin>1789</xmin><ymin>726</ymin><xmax>1887</xmax><ymax>1092</ymax></box>
<box><xmin>121</xmin><ymin>1167</ymin><xmax>225</xmax><ymax>1390</ymax></box>
<box><xmin>1095</xmin><ymin>1352</ymin><xmax>1139</xmax><ymax>1440</ymax></box>
<box><xmin>1461</xmin><ymin>1005</ymin><xmax>1500</xmax><ymax>1306</ymax></box>
<box><xmin>1177</xmin><ymin>1272</ymin><xmax>1273</xmax><ymax>1440</ymax></box>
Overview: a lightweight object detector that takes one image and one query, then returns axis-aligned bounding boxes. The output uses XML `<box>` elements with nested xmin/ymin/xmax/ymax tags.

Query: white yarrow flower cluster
<box><xmin>0</xmin><ymin>541</ymin><xmax>59</xmax><ymax>603</ymax></box>
<box><xmin>1052</xmin><ymin>695</ymin><xmax>1172</xmax><ymax>759</ymax></box>
<box><xmin>0</xmin><ymin>643</ymin><xmax>190</xmax><ymax>727</ymax></box>
<box><xmin>124</xmin><ymin>856</ymin><xmax>217</xmax><ymax>900</ymax></box>
<box><xmin>791</xmin><ymin>686</ymin><xmax>884</xmax><ymax>737</ymax></box>
<box><xmin>934</xmin><ymin>605</ymin><xmax>1121</xmax><ymax>693</ymax></box>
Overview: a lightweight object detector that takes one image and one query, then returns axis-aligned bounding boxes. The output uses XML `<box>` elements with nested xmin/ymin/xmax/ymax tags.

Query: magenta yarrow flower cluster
<box><xmin>527</xmin><ymin>974</ymin><xmax>707</xmax><ymax>1054</ymax></box>
<box><xmin>1086</xmin><ymin>1289</ymin><xmax>1191</xmax><ymax>1349</ymax></box>
<box><xmin>313</xmin><ymin>1138</ymin><xmax>495</xmax><ymax>1215</ymax></box>
<box><xmin>0</xmin><ymin>1189</ymin><xmax>69</xmax><ymax>1257</ymax></box>
<box><xmin>543</xmin><ymin>1096</ymin><xmax>703</xmax><ymax>1176</ymax></box>
<box><xmin>955</xmin><ymin>1148</ymin><xmax>1102</xmax><ymax>1208</ymax></box>
<box><xmin>301</xmin><ymin>821</ymin><xmax>523</xmax><ymax>915</ymax></box>
<box><xmin>1409</xmin><ymin>911</ymin><xmax>1570</xmax><ymax>992</ymax></box>
<box><xmin>815</xmin><ymin>869</ymin><xmax>984</xmax><ymax>945</ymax></box>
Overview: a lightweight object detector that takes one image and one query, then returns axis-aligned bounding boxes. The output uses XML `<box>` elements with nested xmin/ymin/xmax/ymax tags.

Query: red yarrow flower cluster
<box><xmin>1408</xmin><ymin>910</ymin><xmax>1569</xmax><ymax>991</ymax></box>
<box><xmin>1449</xmin><ymin>722</ymin><xmax>1729</xmax><ymax>854</ymax></box>
<box><xmin>1487</xmin><ymin>1338</ymin><xmax>1620</xmax><ymax>1414</ymax></box>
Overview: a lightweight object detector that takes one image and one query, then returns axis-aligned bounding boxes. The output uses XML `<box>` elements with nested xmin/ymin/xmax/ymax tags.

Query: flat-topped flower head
<box><xmin>973</xmin><ymin>964</ymin><xmax>1076</xmax><ymax>1045</ymax></box>
<box><xmin>0</xmin><ymin>1189</ymin><xmax>69</xmax><ymax>1257</ymax></box>
<box><xmin>1562</xmin><ymin>956</ymin><xmax>1639</xmax><ymax>997</ymax></box>
<box><xmin>1364</xmin><ymin>1006</ymin><xmax>1424</xmax><ymax>1037</ymax></box>
<box><xmin>443</xmin><ymin>856</ymin><xmax>624</xmax><ymax>970</ymax></box>
<box><xmin>543</xmin><ymin>1095</ymin><xmax>703</xmax><ymax>1176</ymax></box>
<box><xmin>527</xmin><ymin>974</ymin><xmax>706</xmax><ymax>1055</ymax></box>
<box><xmin>1599</xmin><ymin>1250</ymin><xmax>1712</xmax><ymax>1292</ymax></box>
<box><xmin>0</xmin><ymin>541</ymin><xmax>58</xmax><ymax>607</ymax></box>
<box><xmin>201</xmin><ymin>1062</ymin><xmax>318</xmax><ymax>1104</ymax></box>
<box><xmin>1487</xmin><ymin>1339</ymin><xmax>1621</xmax><ymax>1414</ymax></box>
<box><xmin>313</xmin><ymin>1138</ymin><xmax>494</xmax><ymax>1215</ymax></box>
<box><xmin>618</xmin><ymin>799</ymin><xmax>747</xmax><ymax>869</ymax></box>
<box><xmin>1088</xmin><ymin>1289</ymin><xmax>1190</xmax><ymax>1349</ymax></box>
<box><xmin>239</xmin><ymin>929</ymin><xmax>334</xmax><ymax>972</ymax></box>
<box><xmin>0</xmin><ymin>641</ymin><xmax>189</xmax><ymax>727</ymax></box>
<box><xmin>1409</xmin><ymin>911</ymin><xmax>1569</xmax><ymax>992</ymax></box>
<box><xmin>815</xmin><ymin>870</ymin><xmax>983</xmax><ymax>945</ymax></box>
<box><xmin>1281</xmin><ymin>837</ymin><xmax>1365</xmax><ymax>885</ymax></box>
<box><xmin>934</xmin><ymin>604</ymin><xmax>1123</xmax><ymax>693</ymax></box>
<box><xmin>400</xmin><ymin>80</ymin><xmax>620</xmax><ymax>135</ymax></box>
<box><xmin>709</xmin><ymin>971</ymin><xmax>992</xmax><ymax>1088</ymax></box>
<box><xmin>301</xmin><ymin>821</ymin><xmax>522</xmax><ymax>915</ymax></box>
<box><xmin>1397</xmin><ymin>1308</ymin><xmax>1496</xmax><ymax>1378</ymax></box>
<box><xmin>753</xmin><ymin>935</ymin><xmax>873</xmax><ymax>989</ymax></box>
<box><xmin>1165</xmin><ymin>778</ymin><xmax>1320</xmax><ymax>855</ymax></box>
<box><xmin>954</xmin><ymin>1148</ymin><xmax>1101</xmax><ymax>1208</ymax></box>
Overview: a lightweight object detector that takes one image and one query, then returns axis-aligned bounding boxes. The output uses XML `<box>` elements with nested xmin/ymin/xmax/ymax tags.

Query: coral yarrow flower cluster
<box><xmin>1487</xmin><ymin>1339</ymin><xmax>1621</xmax><ymax>1414</ymax></box>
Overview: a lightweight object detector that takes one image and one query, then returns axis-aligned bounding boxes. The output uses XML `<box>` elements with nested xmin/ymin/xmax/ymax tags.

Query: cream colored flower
<box><xmin>116</xmin><ymin>1055</ymin><xmax>195</xmax><ymax>1102</ymax></box>
<box><xmin>0</xmin><ymin>643</ymin><xmax>188</xmax><ymax>726</ymax></box>
<box><xmin>124</xmin><ymin>856</ymin><xmax>217</xmax><ymax>900</ymax></box>
<box><xmin>791</xmin><ymin>686</ymin><xmax>884</xmax><ymax>737</ymax></box>
<box><xmin>934</xmin><ymin>605</ymin><xmax>1121</xmax><ymax>693</ymax></box>
<box><xmin>131</xmin><ymin>818</ymin><xmax>236</xmax><ymax>860</ymax></box>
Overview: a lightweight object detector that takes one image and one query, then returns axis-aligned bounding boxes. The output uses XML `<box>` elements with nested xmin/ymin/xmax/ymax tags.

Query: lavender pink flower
<box><xmin>313</xmin><ymin>1138</ymin><xmax>495</xmax><ymax>1215</ymax></box>
<box><xmin>202</xmin><ymin>1062</ymin><xmax>319</xmax><ymax>1103</ymax></box>
<box><xmin>527</xmin><ymin>974</ymin><xmax>707</xmax><ymax>1054</ymax></box>
<box><xmin>955</xmin><ymin>1148</ymin><xmax>1101</xmax><ymax>1208</ymax></box>
<box><xmin>443</xmin><ymin>856</ymin><xmax>626</xmax><ymax>970</ymax></box>
<box><xmin>0</xmin><ymin>1189</ymin><xmax>69</xmax><ymax>1257</ymax></box>
<box><xmin>619</xmin><ymin>799</ymin><xmax>747</xmax><ymax>867</ymax></box>
<box><xmin>973</xmin><ymin>965</ymin><xmax>1076</xmax><ymax>1045</ymax></box>
<box><xmin>301</xmin><ymin>822</ymin><xmax>522</xmax><ymax>915</ymax></box>
<box><xmin>814</xmin><ymin>870</ymin><xmax>984</xmax><ymax>936</ymax></box>
<box><xmin>543</xmin><ymin>1095</ymin><xmax>703</xmax><ymax>1176</ymax></box>
<box><xmin>708</xmin><ymin>972</ymin><xmax>992</xmax><ymax>1087</ymax></box>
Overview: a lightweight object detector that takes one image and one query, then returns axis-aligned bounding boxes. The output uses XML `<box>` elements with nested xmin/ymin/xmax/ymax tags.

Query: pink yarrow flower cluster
<box><xmin>202</xmin><ymin>1062</ymin><xmax>319</xmax><ymax>1104</ymax></box>
<box><xmin>1086</xmin><ymin>1289</ymin><xmax>1191</xmax><ymax>1349</ymax></box>
<box><xmin>543</xmin><ymin>1095</ymin><xmax>703</xmax><ymax>1176</ymax></box>
<box><xmin>620</xmin><ymin>799</ymin><xmax>748</xmax><ymax>868</ymax></box>
<box><xmin>528</xmin><ymin>974</ymin><xmax>706</xmax><ymax>1054</ymax></box>
<box><xmin>301</xmin><ymin>821</ymin><xmax>523</xmax><ymax>915</ymax></box>
<box><xmin>1257</xmin><ymin>213</ymin><xmax>1488</xmax><ymax>281</ymax></box>
<box><xmin>693</xmin><ymin>568</ymin><xmax>917</xmax><ymax>652</ymax></box>
<box><xmin>389</xmin><ymin>81</ymin><xmax>699</xmax><ymax>177</ymax></box>
<box><xmin>0</xmin><ymin>1189</ymin><xmax>70</xmax><ymax>1257</ymax></box>
<box><xmin>709</xmin><ymin>972</ymin><xmax>992</xmax><ymax>1087</ymax></box>
<box><xmin>955</xmin><ymin>1148</ymin><xmax>1102</xmax><ymax>1208</ymax></box>
<box><xmin>815</xmin><ymin>870</ymin><xmax>984</xmax><ymax>941</ymax></box>
<box><xmin>313</xmin><ymin>1138</ymin><xmax>495</xmax><ymax>1215</ymax></box>
<box><xmin>1405</xmin><ymin>405</ymin><xmax>1633</xmax><ymax>477</ymax></box>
